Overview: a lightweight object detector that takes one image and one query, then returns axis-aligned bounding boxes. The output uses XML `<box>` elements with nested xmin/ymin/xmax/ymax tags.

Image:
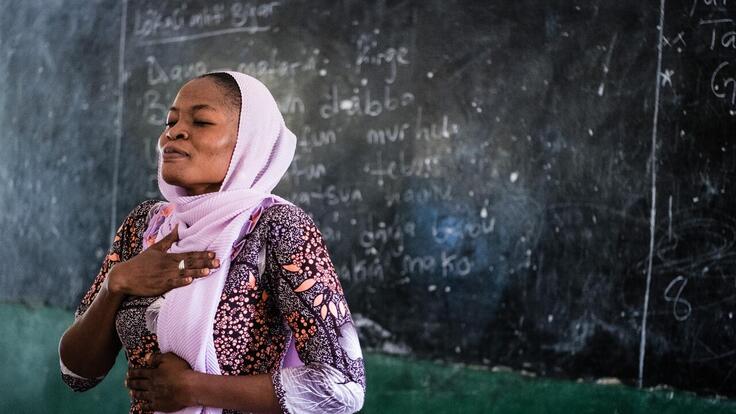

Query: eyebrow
<box><xmin>168</xmin><ymin>104</ymin><xmax>217</xmax><ymax>112</ymax></box>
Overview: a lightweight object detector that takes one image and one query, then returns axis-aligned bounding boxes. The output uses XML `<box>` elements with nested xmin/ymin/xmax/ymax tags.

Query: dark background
<box><xmin>2</xmin><ymin>0</ymin><xmax>735</xmax><ymax>397</ymax></box>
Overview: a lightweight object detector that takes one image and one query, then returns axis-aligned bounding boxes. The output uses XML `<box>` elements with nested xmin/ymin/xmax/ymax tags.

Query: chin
<box><xmin>161</xmin><ymin>170</ymin><xmax>190</xmax><ymax>188</ymax></box>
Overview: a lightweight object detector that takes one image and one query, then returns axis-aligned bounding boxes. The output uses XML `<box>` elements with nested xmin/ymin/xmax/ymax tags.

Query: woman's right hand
<box><xmin>105</xmin><ymin>224</ymin><xmax>220</xmax><ymax>297</ymax></box>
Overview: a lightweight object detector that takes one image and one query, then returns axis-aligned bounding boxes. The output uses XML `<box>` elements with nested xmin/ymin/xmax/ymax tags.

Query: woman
<box><xmin>58</xmin><ymin>71</ymin><xmax>366</xmax><ymax>414</ymax></box>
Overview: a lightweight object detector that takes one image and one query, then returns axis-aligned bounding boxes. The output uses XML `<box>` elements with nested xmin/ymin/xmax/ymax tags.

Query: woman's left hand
<box><xmin>125</xmin><ymin>352</ymin><xmax>194</xmax><ymax>412</ymax></box>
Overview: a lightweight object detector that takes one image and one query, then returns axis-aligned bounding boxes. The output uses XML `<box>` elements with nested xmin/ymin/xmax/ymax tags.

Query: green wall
<box><xmin>1</xmin><ymin>302</ymin><xmax>733</xmax><ymax>413</ymax></box>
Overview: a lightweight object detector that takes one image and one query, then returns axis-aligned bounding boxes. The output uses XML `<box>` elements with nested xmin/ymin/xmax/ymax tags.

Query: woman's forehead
<box><xmin>172</xmin><ymin>78</ymin><xmax>233</xmax><ymax>111</ymax></box>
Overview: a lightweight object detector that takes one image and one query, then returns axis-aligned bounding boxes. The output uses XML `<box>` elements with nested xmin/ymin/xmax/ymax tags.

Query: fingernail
<box><xmin>209</xmin><ymin>252</ymin><xmax>215</xmax><ymax>258</ymax></box>
<box><xmin>213</xmin><ymin>259</ymin><xmax>220</xmax><ymax>267</ymax></box>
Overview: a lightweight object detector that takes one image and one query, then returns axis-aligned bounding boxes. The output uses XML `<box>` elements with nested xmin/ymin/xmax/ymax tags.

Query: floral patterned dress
<box><xmin>59</xmin><ymin>199</ymin><xmax>366</xmax><ymax>414</ymax></box>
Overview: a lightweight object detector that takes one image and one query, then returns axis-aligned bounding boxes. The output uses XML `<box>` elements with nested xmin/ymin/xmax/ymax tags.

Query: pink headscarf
<box><xmin>142</xmin><ymin>71</ymin><xmax>297</xmax><ymax>414</ymax></box>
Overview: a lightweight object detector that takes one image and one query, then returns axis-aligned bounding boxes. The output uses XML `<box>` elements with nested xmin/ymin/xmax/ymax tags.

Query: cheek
<box><xmin>201</xmin><ymin>136</ymin><xmax>233</xmax><ymax>161</ymax></box>
<box><xmin>197</xmin><ymin>134</ymin><xmax>236</xmax><ymax>175</ymax></box>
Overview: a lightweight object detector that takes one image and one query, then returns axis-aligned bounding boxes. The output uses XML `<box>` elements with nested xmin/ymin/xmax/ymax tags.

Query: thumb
<box><xmin>152</xmin><ymin>223</ymin><xmax>179</xmax><ymax>251</ymax></box>
<box><xmin>151</xmin><ymin>353</ymin><xmax>163</xmax><ymax>367</ymax></box>
<box><xmin>144</xmin><ymin>352</ymin><xmax>162</xmax><ymax>367</ymax></box>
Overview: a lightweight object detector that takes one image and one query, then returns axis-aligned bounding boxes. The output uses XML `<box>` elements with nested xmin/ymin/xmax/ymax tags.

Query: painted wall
<box><xmin>2</xmin><ymin>304</ymin><xmax>733</xmax><ymax>413</ymax></box>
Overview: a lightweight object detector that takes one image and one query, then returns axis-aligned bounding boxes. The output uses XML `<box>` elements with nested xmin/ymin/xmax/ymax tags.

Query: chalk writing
<box><xmin>710</xmin><ymin>61</ymin><xmax>736</xmax><ymax>106</ymax></box>
<box><xmin>336</xmin><ymin>254</ymin><xmax>385</xmax><ymax>283</ymax></box>
<box><xmin>319</xmin><ymin>225</ymin><xmax>342</xmax><ymax>242</ymax></box>
<box><xmin>319</xmin><ymin>84</ymin><xmax>415</xmax><ymax>118</ymax></box>
<box><xmin>365</xmin><ymin>108</ymin><xmax>461</xmax><ymax>144</ymax></box>
<box><xmin>363</xmin><ymin>150</ymin><xmax>442</xmax><ymax>183</ymax></box>
<box><xmin>296</xmin><ymin>126</ymin><xmax>337</xmax><ymax>153</ymax></box>
<box><xmin>284</xmin><ymin>156</ymin><xmax>328</xmax><ymax>185</ymax></box>
<box><xmin>359</xmin><ymin>215</ymin><xmax>416</xmax><ymax>257</ymax></box>
<box><xmin>384</xmin><ymin>183</ymin><xmax>453</xmax><ymax>207</ymax></box>
<box><xmin>132</xmin><ymin>1</ymin><xmax>281</xmax><ymax>45</ymax></box>
<box><xmin>663</xmin><ymin>276</ymin><xmax>692</xmax><ymax>321</ymax></box>
<box><xmin>277</xmin><ymin>94</ymin><xmax>306</xmax><ymax>115</ymax></box>
<box><xmin>690</xmin><ymin>0</ymin><xmax>729</xmax><ymax>17</ymax></box>
<box><xmin>230</xmin><ymin>1</ymin><xmax>280</xmax><ymax>29</ymax></box>
<box><xmin>235</xmin><ymin>49</ymin><xmax>318</xmax><ymax>78</ymax></box>
<box><xmin>707</xmin><ymin>25</ymin><xmax>736</xmax><ymax>50</ymax></box>
<box><xmin>400</xmin><ymin>251</ymin><xmax>473</xmax><ymax>278</ymax></box>
<box><xmin>146</xmin><ymin>55</ymin><xmax>208</xmax><ymax>86</ymax></box>
<box><xmin>432</xmin><ymin>216</ymin><xmax>496</xmax><ymax>244</ymax></box>
<box><xmin>414</xmin><ymin>107</ymin><xmax>460</xmax><ymax>141</ymax></box>
<box><xmin>355</xmin><ymin>34</ymin><xmax>410</xmax><ymax>84</ymax></box>
<box><xmin>366</xmin><ymin>123</ymin><xmax>411</xmax><ymax>145</ymax></box>
<box><xmin>142</xmin><ymin>89</ymin><xmax>168</xmax><ymax>126</ymax></box>
<box><xmin>287</xmin><ymin>185</ymin><xmax>363</xmax><ymax>206</ymax></box>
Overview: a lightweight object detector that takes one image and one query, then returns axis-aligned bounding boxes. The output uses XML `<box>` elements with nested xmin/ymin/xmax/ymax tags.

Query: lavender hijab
<box><xmin>142</xmin><ymin>71</ymin><xmax>296</xmax><ymax>414</ymax></box>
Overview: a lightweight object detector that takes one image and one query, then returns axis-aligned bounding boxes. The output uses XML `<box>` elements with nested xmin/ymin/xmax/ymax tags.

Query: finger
<box><xmin>185</xmin><ymin>256</ymin><xmax>221</xmax><ymax>271</ymax></box>
<box><xmin>127</xmin><ymin>368</ymin><xmax>152</xmax><ymax>379</ymax></box>
<box><xmin>169</xmin><ymin>269</ymin><xmax>213</xmax><ymax>288</ymax></box>
<box><xmin>131</xmin><ymin>389</ymin><xmax>153</xmax><ymax>402</ymax></box>
<box><xmin>170</xmin><ymin>274</ymin><xmax>202</xmax><ymax>288</ymax></box>
<box><xmin>183</xmin><ymin>267</ymin><xmax>215</xmax><ymax>279</ymax></box>
<box><xmin>172</xmin><ymin>268</ymin><xmax>212</xmax><ymax>289</ymax></box>
<box><xmin>153</xmin><ymin>224</ymin><xmax>179</xmax><ymax>251</ymax></box>
<box><xmin>169</xmin><ymin>251</ymin><xmax>218</xmax><ymax>268</ymax></box>
<box><xmin>126</xmin><ymin>378</ymin><xmax>152</xmax><ymax>391</ymax></box>
<box><xmin>141</xmin><ymin>399</ymin><xmax>154</xmax><ymax>412</ymax></box>
<box><xmin>173</xmin><ymin>275</ymin><xmax>193</xmax><ymax>287</ymax></box>
<box><xmin>177</xmin><ymin>257</ymin><xmax>220</xmax><ymax>273</ymax></box>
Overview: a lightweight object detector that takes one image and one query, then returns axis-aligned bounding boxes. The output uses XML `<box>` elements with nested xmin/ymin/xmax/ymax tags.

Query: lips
<box><xmin>162</xmin><ymin>145</ymin><xmax>189</xmax><ymax>161</ymax></box>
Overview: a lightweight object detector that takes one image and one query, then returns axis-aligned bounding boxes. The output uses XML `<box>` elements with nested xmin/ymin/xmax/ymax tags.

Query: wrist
<box><xmin>104</xmin><ymin>263</ymin><xmax>126</xmax><ymax>296</ymax></box>
<box><xmin>182</xmin><ymin>370</ymin><xmax>204</xmax><ymax>407</ymax></box>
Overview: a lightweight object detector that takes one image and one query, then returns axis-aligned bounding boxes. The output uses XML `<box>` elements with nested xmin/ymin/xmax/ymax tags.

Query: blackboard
<box><xmin>3</xmin><ymin>0</ymin><xmax>736</xmax><ymax>398</ymax></box>
<box><xmin>0</xmin><ymin>0</ymin><xmax>122</xmax><ymax>307</ymax></box>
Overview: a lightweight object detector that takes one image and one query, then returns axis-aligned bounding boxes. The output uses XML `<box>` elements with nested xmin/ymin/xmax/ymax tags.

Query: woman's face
<box><xmin>158</xmin><ymin>77</ymin><xmax>239</xmax><ymax>196</ymax></box>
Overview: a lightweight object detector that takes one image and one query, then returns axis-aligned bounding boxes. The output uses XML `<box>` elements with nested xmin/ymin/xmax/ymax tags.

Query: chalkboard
<box><xmin>3</xmin><ymin>0</ymin><xmax>736</xmax><ymax>398</ymax></box>
<box><xmin>0</xmin><ymin>0</ymin><xmax>122</xmax><ymax>307</ymax></box>
<box><xmin>644</xmin><ymin>0</ymin><xmax>736</xmax><ymax>396</ymax></box>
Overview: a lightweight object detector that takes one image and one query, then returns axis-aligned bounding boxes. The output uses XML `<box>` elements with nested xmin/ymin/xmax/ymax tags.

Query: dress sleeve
<box><xmin>59</xmin><ymin>199</ymin><xmax>163</xmax><ymax>392</ymax></box>
<box><xmin>266</xmin><ymin>206</ymin><xmax>366</xmax><ymax>414</ymax></box>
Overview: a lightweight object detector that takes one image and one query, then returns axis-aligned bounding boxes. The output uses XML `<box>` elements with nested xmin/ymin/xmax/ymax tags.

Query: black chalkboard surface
<box><xmin>0</xmin><ymin>0</ymin><xmax>122</xmax><ymax>307</ymax></box>
<box><xmin>3</xmin><ymin>0</ymin><xmax>736</xmax><ymax>397</ymax></box>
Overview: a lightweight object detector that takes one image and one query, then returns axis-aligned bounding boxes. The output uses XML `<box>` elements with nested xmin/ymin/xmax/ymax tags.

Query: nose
<box><xmin>166</xmin><ymin>126</ymin><xmax>189</xmax><ymax>140</ymax></box>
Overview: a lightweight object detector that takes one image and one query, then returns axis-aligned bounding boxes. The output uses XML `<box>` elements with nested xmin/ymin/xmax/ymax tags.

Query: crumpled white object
<box><xmin>145</xmin><ymin>296</ymin><xmax>166</xmax><ymax>334</ymax></box>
